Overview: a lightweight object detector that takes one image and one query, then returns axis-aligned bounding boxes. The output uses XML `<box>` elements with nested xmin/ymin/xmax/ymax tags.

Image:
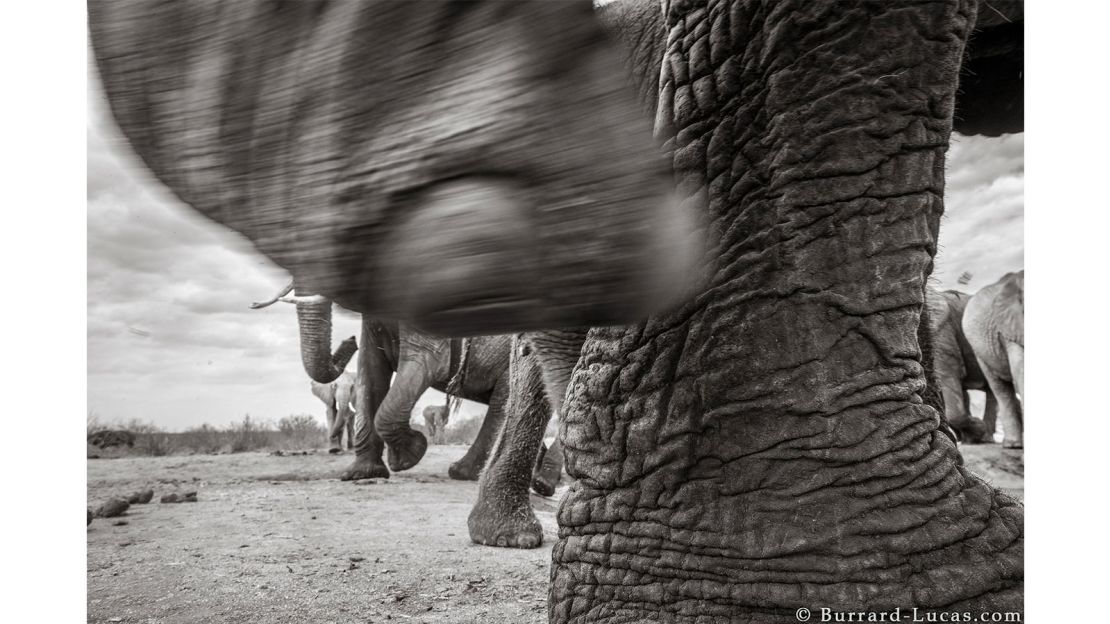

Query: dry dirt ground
<box><xmin>88</xmin><ymin>445</ymin><xmax>559</xmax><ymax>624</ymax></box>
<box><xmin>87</xmin><ymin>443</ymin><xmax>1024</xmax><ymax>624</ymax></box>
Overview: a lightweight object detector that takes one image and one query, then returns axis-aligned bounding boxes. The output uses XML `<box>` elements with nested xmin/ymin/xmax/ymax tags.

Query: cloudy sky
<box><xmin>87</xmin><ymin>76</ymin><xmax>1023</xmax><ymax>432</ymax></box>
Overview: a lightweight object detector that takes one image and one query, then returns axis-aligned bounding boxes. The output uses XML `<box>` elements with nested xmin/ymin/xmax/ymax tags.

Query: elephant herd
<box><xmin>289</xmin><ymin>305</ymin><xmax>583</xmax><ymax>548</ymax></box>
<box><xmin>928</xmin><ymin>271</ymin><xmax>1026</xmax><ymax>448</ymax></box>
<box><xmin>90</xmin><ymin>0</ymin><xmax>1025</xmax><ymax>620</ymax></box>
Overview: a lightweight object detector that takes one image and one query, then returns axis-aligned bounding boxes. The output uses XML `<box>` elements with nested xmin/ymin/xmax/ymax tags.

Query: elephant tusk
<box><xmin>249</xmin><ymin>282</ymin><xmax>295</xmax><ymax>309</ymax></box>
<box><xmin>250</xmin><ymin>283</ymin><xmax>328</xmax><ymax>309</ymax></box>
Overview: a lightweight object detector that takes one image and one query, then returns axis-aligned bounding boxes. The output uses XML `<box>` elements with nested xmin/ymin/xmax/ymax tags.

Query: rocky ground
<box><xmin>87</xmin><ymin>443</ymin><xmax>1023</xmax><ymax>623</ymax></box>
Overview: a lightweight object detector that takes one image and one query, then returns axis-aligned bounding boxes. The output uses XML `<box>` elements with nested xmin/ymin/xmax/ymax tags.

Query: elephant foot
<box><xmin>1002</xmin><ymin>438</ymin><xmax>1023</xmax><ymax>450</ymax></box>
<box><xmin>531</xmin><ymin>465</ymin><xmax>560</xmax><ymax>498</ymax></box>
<box><xmin>949</xmin><ymin>419</ymin><xmax>991</xmax><ymax>445</ymax></box>
<box><xmin>385</xmin><ymin>429</ymin><xmax>428</xmax><ymax>472</ymax></box>
<box><xmin>448</xmin><ymin>455</ymin><xmax>485</xmax><ymax>481</ymax></box>
<box><xmin>467</xmin><ymin>493</ymin><xmax>543</xmax><ymax>549</ymax></box>
<box><xmin>530</xmin><ymin>442</ymin><xmax>563</xmax><ymax>497</ymax></box>
<box><xmin>340</xmin><ymin>456</ymin><xmax>391</xmax><ymax>481</ymax></box>
<box><xmin>328</xmin><ymin>446</ymin><xmax>342</xmax><ymax>454</ymax></box>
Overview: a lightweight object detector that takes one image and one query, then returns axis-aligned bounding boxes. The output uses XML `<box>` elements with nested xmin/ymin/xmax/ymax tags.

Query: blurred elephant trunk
<box><xmin>296</xmin><ymin>297</ymin><xmax>357</xmax><ymax>384</ymax></box>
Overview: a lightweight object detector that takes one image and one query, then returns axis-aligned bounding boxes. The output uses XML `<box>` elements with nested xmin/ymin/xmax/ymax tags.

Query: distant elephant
<box><xmin>254</xmin><ymin>287</ymin><xmax>565</xmax><ymax>548</ymax></box>
<box><xmin>310</xmin><ymin>371</ymin><xmax>357</xmax><ymax>453</ymax></box>
<box><xmin>926</xmin><ymin>287</ymin><xmax>997</xmax><ymax>443</ymax></box>
<box><xmin>252</xmin><ymin>286</ymin><xmax>517</xmax><ymax>482</ymax></box>
<box><xmin>963</xmin><ymin>271</ymin><xmax>1025</xmax><ymax>448</ymax></box>
<box><xmin>422</xmin><ymin>405</ymin><xmax>449</xmax><ymax>445</ymax></box>
<box><xmin>91</xmin><ymin>0</ymin><xmax>1024</xmax><ymax>619</ymax></box>
<box><xmin>87</xmin><ymin>429</ymin><xmax>135</xmax><ymax>450</ymax></box>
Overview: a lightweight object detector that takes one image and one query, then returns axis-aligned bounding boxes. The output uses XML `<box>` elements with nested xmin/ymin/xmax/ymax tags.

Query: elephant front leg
<box><xmin>979</xmin><ymin>390</ymin><xmax>999</xmax><ymax>443</ymax></box>
<box><xmin>324</xmin><ymin>404</ymin><xmax>343</xmax><ymax>454</ymax></box>
<box><xmin>982</xmin><ymin>363</ymin><xmax>1023</xmax><ymax>449</ymax></box>
<box><xmin>345</xmin><ymin>407</ymin><xmax>355</xmax><ymax>450</ymax></box>
<box><xmin>467</xmin><ymin>346</ymin><xmax>547</xmax><ymax>549</ymax></box>
<box><xmin>341</xmin><ymin>317</ymin><xmax>391</xmax><ymax>480</ymax></box>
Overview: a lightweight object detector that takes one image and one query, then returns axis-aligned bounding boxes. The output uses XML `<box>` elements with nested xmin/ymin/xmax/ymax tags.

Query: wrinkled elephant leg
<box><xmin>341</xmin><ymin>318</ymin><xmax>391</xmax><ymax>480</ymax></box>
<box><xmin>980</xmin><ymin>390</ymin><xmax>999</xmax><ymax>443</ymax></box>
<box><xmin>448</xmin><ymin>383</ymin><xmax>508</xmax><ymax>481</ymax></box>
<box><xmin>324</xmin><ymin>404</ymin><xmax>342</xmax><ymax>454</ymax></box>
<box><xmin>468</xmin><ymin>343</ymin><xmax>547</xmax><ymax>549</ymax></box>
<box><xmin>552</xmin><ymin>3</ymin><xmax>1024</xmax><ymax>619</ymax></box>
<box><xmin>1007</xmin><ymin>342</ymin><xmax>1025</xmax><ymax>401</ymax></box>
<box><xmin>532</xmin><ymin>436</ymin><xmax>563</xmax><ymax>497</ymax></box>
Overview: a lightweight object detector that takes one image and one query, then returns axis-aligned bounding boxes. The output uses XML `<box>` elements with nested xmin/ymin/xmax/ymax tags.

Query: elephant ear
<box><xmin>954</xmin><ymin>0</ymin><xmax>1023</xmax><ymax>136</ymax></box>
<box><xmin>995</xmin><ymin>272</ymin><xmax>1024</xmax><ymax>346</ymax></box>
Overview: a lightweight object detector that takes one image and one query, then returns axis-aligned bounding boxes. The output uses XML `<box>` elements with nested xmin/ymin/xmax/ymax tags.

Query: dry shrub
<box><xmin>123</xmin><ymin>419</ymin><xmax>176</xmax><ymax>457</ymax></box>
<box><xmin>278</xmin><ymin>414</ymin><xmax>325</xmax><ymax>450</ymax></box>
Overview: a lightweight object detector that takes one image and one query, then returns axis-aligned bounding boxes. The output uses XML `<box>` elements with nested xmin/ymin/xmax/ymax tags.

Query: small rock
<box><xmin>112</xmin><ymin>520</ymin><xmax>129</xmax><ymax>526</ymax></box>
<box><xmin>134</xmin><ymin>488</ymin><xmax>154</xmax><ymax>504</ymax></box>
<box><xmin>349</xmin><ymin>556</ymin><xmax>365</xmax><ymax>562</ymax></box>
<box><xmin>97</xmin><ymin>498</ymin><xmax>130</xmax><ymax>518</ymax></box>
<box><xmin>108</xmin><ymin>618</ymin><xmax>122</xmax><ymax>622</ymax></box>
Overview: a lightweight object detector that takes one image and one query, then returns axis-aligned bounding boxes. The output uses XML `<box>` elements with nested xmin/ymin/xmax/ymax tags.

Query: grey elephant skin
<box><xmin>336</xmin><ymin>321</ymin><xmax>515</xmax><ymax>482</ymax></box>
<box><xmin>89</xmin><ymin>0</ymin><xmax>1024</xmax><ymax>621</ymax></box>
<box><xmin>261</xmin><ymin>287</ymin><xmax>567</xmax><ymax>548</ymax></box>
<box><xmin>310</xmin><ymin>371</ymin><xmax>357</xmax><ymax>453</ymax></box>
<box><xmin>926</xmin><ymin>287</ymin><xmax>997</xmax><ymax>443</ymax></box>
<box><xmin>963</xmin><ymin>271</ymin><xmax>1025</xmax><ymax>448</ymax></box>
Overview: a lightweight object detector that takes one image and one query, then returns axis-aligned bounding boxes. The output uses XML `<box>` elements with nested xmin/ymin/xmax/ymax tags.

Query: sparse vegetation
<box><xmin>87</xmin><ymin>409</ymin><xmax>489</xmax><ymax>457</ymax></box>
<box><xmin>87</xmin><ymin>413</ymin><xmax>328</xmax><ymax>456</ymax></box>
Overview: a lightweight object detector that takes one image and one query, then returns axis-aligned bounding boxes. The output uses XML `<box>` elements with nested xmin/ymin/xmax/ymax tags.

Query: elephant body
<box><xmin>926</xmin><ymin>287</ymin><xmax>997</xmax><ymax>442</ymax></box>
<box><xmin>343</xmin><ymin>322</ymin><xmax>514</xmax><ymax>482</ymax></box>
<box><xmin>963</xmin><ymin>271</ymin><xmax>1025</xmax><ymax>448</ymax></box>
<box><xmin>91</xmin><ymin>0</ymin><xmax>1025</xmax><ymax>620</ymax></box>
<box><xmin>309</xmin><ymin>371</ymin><xmax>357</xmax><ymax>453</ymax></box>
<box><xmin>422</xmin><ymin>405</ymin><xmax>449</xmax><ymax>445</ymax></box>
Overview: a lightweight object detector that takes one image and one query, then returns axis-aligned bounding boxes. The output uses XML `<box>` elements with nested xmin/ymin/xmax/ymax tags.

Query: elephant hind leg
<box><xmin>468</xmin><ymin>346</ymin><xmax>547</xmax><ymax>549</ymax></box>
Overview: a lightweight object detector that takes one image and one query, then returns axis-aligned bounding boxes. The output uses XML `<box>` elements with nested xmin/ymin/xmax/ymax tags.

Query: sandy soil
<box><xmin>88</xmin><ymin>443</ymin><xmax>1023</xmax><ymax>623</ymax></box>
<box><xmin>87</xmin><ymin>445</ymin><xmax>559</xmax><ymax>624</ymax></box>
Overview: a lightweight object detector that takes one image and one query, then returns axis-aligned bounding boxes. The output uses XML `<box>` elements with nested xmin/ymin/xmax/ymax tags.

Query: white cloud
<box><xmin>934</xmin><ymin>133</ymin><xmax>1024</xmax><ymax>291</ymax></box>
